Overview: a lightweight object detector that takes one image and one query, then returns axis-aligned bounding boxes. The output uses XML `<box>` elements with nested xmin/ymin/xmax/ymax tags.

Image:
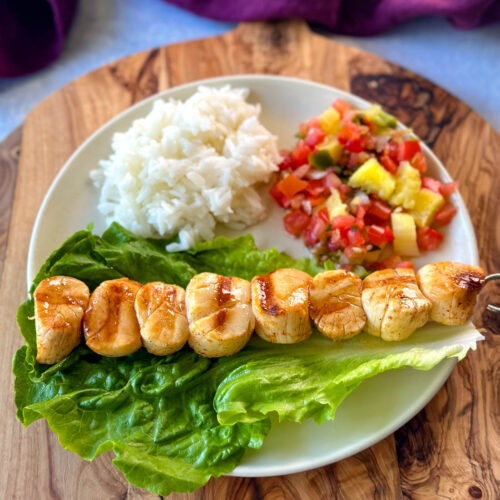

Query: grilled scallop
<box><xmin>251</xmin><ymin>268</ymin><xmax>312</xmax><ymax>344</ymax></box>
<box><xmin>185</xmin><ymin>272</ymin><xmax>254</xmax><ymax>357</ymax></box>
<box><xmin>310</xmin><ymin>270</ymin><xmax>366</xmax><ymax>340</ymax></box>
<box><xmin>83</xmin><ymin>278</ymin><xmax>142</xmax><ymax>357</ymax></box>
<box><xmin>416</xmin><ymin>262</ymin><xmax>485</xmax><ymax>325</ymax></box>
<box><xmin>134</xmin><ymin>282</ymin><xmax>189</xmax><ymax>355</ymax></box>
<box><xmin>362</xmin><ymin>268</ymin><xmax>431</xmax><ymax>341</ymax></box>
<box><xmin>34</xmin><ymin>276</ymin><xmax>89</xmax><ymax>364</ymax></box>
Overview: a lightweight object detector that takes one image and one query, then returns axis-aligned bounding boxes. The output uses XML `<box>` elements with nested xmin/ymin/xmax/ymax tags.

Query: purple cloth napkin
<box><xmin>1</xmin><ymin>0</ymin><xmax>499</xmax><ymax>78</ymax></box>
<box><xmin>166</xmin><ymin>0</ymin><xmax>500</xmax><ymax>35</ymax></box>
<box><xmin>0</xmin><ymin>0</ymin><xmax>78</xmax><ymax>77</ymax></box>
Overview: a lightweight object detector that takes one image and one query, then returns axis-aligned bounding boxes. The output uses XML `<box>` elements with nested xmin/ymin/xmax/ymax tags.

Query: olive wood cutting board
<box><xmin>0</xmin><ymin>21</ymin><xmax>498</xmax><ymax>500</ymax></box>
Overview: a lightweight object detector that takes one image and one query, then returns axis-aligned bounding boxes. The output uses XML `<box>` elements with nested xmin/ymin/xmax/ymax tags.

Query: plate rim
<box><xmin>26</xmin><ymin>74</ymin><xmax>479</xmax><ymax>478</ymax></box>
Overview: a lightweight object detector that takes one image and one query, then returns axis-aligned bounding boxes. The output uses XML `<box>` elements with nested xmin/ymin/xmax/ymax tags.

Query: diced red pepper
<box><xmin>421</xmin><ymin>177</ymin><xmax>442</xmax><ymax>194</ymax></box>
<box><xmin>396</xmin><ymin>261</ymin><xmax>414</xmax><ymax>269</ymax></box>
<box><xmin>276</xmin><ymin>174</ymin><xmax>308</xmax><ymax>199</ymax></box>
<box><xmin>399</xmin><ymin>140</ymin><xmax>421</xmax><ymax>161</ymax></box>
<box><xmin>366</xmin><ymin>225</ymin><xmax>388</xmax><ymax>247</ymax></box>
<box><xmin>410</xmin><ymin>151</ymin><xmax>427</xmax><ymax>173</ymax></box>
<box><xmin>283</xmin><ymin>210</ymin><xmax>310</xmax><ymax>236</ymax></box>
<box><xmin>380</xmin><ymin>153</ymin><xmax>398</xmax><ymax>174</ymax></box>
<box><xmin>417</xmin><ymin>227</ymin><xmax>444</xmax><ymax>251</ymax></box>
<box><xmin>305</xmin><ymin>127</ymin><xmax>325</xmax><ymax>148</ymax></box>
<box><xmin>366</xmin><ymin>199</ymin><xmax>392</xmax><ymax>221</ymax></box>
<box><xmin>332</xmin><ymin>98</ymin><xmax>351</xmax><ymax>117</ymax></box>
<box><xmin>270</xmin><ymin>183</ymin><xmax>290</xmax><ymax>208</ymax></box>
<box><xmin>384</xmin><ymin>225</ymin><xmax>394</xmax><ymax>242</ymax></box>
<box><xmin>439</xmin><ymin>181</ymin><xmax>459</xmax><ymax>197</ymax></box>
<box><xmin>304</xmin><ymin>216</ymin><xmax>328</xmax><ymax>246</ymax></box>
<box><xmin>434</xmin><ymin>203</ymin><xmax>458</xmax><ymax>225</ymax></box>
<box><xmin>291</xmin><ymin>140</ymin><xmax>312</xmax><ymax>167</ymax></box>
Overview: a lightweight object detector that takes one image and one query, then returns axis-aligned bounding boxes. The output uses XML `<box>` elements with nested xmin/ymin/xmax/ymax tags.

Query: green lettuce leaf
<box><xmin>14</xmin><ymin>223</ymin><xmax>482</xmax><ymax>495</ymax></box>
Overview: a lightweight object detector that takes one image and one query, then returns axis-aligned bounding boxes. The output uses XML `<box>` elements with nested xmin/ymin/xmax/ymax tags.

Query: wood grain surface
<box><xmin>0</xmin><ymin>21</ymin><xmax>498</xmax><ymax>499</ymax></box>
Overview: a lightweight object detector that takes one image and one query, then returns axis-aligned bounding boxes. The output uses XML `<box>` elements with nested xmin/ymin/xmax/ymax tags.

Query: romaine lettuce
<box><xmin>13</xmin><ymin>223</ymin><xmax>482</xmax><ymax>495</ymax></box>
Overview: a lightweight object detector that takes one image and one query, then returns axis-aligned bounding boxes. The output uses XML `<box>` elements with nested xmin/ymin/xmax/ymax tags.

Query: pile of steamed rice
<box><xmin>90</xmin><ymin>86</ymin><xmax>280</xmax><ymax>251</ymax></box>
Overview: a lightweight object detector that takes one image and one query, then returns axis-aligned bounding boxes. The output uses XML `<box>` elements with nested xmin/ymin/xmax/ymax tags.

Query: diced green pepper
<box><xmin>308</xmin><ymin>150</ymin><xmax>333</xmax><ymax>170</ymax></box>
<box><xmin>363</xmin><ymin>104</ymin><xmax>397</xmax><ymax>129</ymax></box>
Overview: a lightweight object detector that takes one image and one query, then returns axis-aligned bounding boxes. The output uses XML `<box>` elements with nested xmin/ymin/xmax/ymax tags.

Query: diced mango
<box><xmin>326</xmin><ymin>189</ymin><xmax>348</xmax><ymax>218</ymax></box>
<box><xmin>317</xmin><ymin>138</ymin><xmax>344</xmax><ymax>163</ymax></box>
<box><xmin>319</xmin><ymin>108</ymin><xmax>341</xmax><ymax>135</ymax></box>
<box><xmin>410</xmin><ymin>188</ymin><xmax>445</xmax><ymax>227</ymax></box>
<box><xmin>389</xmin><ymin>162</ymin><xmax>421</xmax><ymax>209</ymax></box>
<box><xmin>348</xmin><ymin>158</ymin><xmax>396</xmax><ymax>201</ymax></box>
<box><xmin>391</xmin><ymin>212</ymin><xmax>419</xmax><ymax>257</ymax></box>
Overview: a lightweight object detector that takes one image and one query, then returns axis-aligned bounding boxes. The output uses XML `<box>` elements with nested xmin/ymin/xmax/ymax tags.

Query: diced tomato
<box><xmin>331</xmin><ymin>214</ymin><xmax>356</xmax><ymax>231</ymax></box>
<box><xmin>383</xmin><ymin>141</ymin><xmax>400</xmax><ymax>162</ymax></box>
<box><xmin>347</xmin><ymin>227</ymin><xmax>365</xmax><ymax>247</ymax></box>
<box><xmin>283</xmin><ymin>210</ymin><xmax>310</xmax><ymax>236</ymax></box>
<box><xmin>270</xmin><ymin>183</ymin><xmax>290</xmax><ymax>208</ymax></box>
<box><xmin>434</xmin><ymin>203</ymin><xmax>458</xmax><ymax>225</ymax></box>
<box><xmin>384</xmin><ymin>226</ymin><xmax>395</xmax><ymax>242</ymax></box>
<box><xmin>306</xmin><ymin>178</ymin><xmax>328</xmax><ymax>197</ymax></box>
<box><xmin>323</xmin><ymin>171</ymin><xmax>342</xmax><ymax>190</ymax></box>
<box><xmin>366</xmin><ymin>199</ymin><xmax>392</xmax><ymax>221</ymax></box>
<box><xmin>308</xmin><ymin>196</ymin><xmax>327</xmax><ymax>207</ymax></box>
<box><xmin>305</xmin><ymin>127</ymin><xmax>325</xmax><ymax>148</ymax></box>
<box><xmin>355</xmin><ymin>204</ymin><xmax>367</xmax><ymax>229</ymax></box>
<box><xmin>396</xmin><ymin>261</ymin><xmax>414</xmax><ymax>269</ymax></box>
<box><xmin>318</xmin><ymin>207</ymin><xmax>330</xmax><ymax>224</ymax></box>
<box><xmin>338</xmin><ymin>121</ymin><xmax>363</xmax><ymax>153</ymax></box>
<box><xmin>399</xmin><ymin>140</ymin><xmax>421</xmax><ymax>162</ymax></box>
<box><xmin>332</xmin><ymin>98</ymin><xmax>351</xmax><ymax>117</ymax></box>
<box><xmin>277</xmin><ymin>174</ymin><xmax>308</xmax><ymax>198</ymax></box>
<box><xmin>344</xmin><ymin>246</ymin><xmax>357</xmax><ymax>259</ymax></box>
<box><xmin>410</xmin><ymin>151</ymin><xmax>427</xmax><ymax>173</ymax></box>
<box><xmin>304</xmin><ymin>216</ymin><xmax>328</xmax><ymax>246</ymax></box>
<box><xmin>380</xmin><ymin>153</ymin><xmax>398</xmax><ymax>174</ymax></box>
<box><xmin>381</xmin><ymin>254</ymin><xmax>402</xmax><ymax>269</ymax></box>
<box><xmin>291</xmin><ymin>140</ymin><xmax>312</xmax><ymax>167</ymax></box>
<box><xmin>293</xmin><ymin>163</ymin><xmax>311</xmax><ymax>179</ymax></box>
<box><xmin>278</xmin><ymin>151</ymin><xmax>294</xmax><ymax>171</ymax></box>
<box><xmin>421</xmin><ymin>177</ymin><xmax>442</xmax><ymax>194</ymax></box>
<box><xmin>440</xmin><ymin>181</ymin><xmax>459</xmax><ymax>197</ymax></box>
<box><xmin>290</xmin><ymin>193</ymin><xmax>306</xmax><ymax>210</ymax></box>
<box><xmin>338</xmin><ymin>183</ymin><xmax>352</xmax><ymax>200</ymax></box>
<box><xmin>417</xmin><ymin>227</ymin><xmax>444</xmax><ymax>251</ymax></box>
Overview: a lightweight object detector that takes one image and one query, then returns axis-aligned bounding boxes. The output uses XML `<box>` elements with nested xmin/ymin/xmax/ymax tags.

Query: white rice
<box><xmin>90</xmin><ymin>85</ymin><xmax>280</xmax><ymax>251</ymax></box>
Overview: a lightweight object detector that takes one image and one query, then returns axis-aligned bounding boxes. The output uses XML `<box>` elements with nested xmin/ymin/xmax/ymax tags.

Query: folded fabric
<box><xmin>0</xmin><ymin>0</ymin><xmax>78</xmax><ymax>78</ymax></box>
<box><xmin>166</xmin><ymin>0</ymin><xmax>500</xmax><ymax>34</ymax></box>
<box><xmin>1</xmin><ymin>0</ymin><xmax>499</xmax><ymax>78</ymax></box>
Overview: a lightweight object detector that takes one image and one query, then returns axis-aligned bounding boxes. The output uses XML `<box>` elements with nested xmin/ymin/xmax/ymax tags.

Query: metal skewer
<box><xmin>485</xmin><ymin>273</ymin><xmax>500</xmax><ymax>313</ymax></box>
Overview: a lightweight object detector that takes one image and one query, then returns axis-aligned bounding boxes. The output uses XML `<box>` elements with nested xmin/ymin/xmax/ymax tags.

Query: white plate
<box><xmin>27</xmin><ymin>75</ymin><xmax>478</xmax><ymax>477</ymax></box>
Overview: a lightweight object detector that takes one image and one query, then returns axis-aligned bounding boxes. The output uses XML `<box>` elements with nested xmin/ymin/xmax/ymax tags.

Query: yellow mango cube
<box><xmin>391</xmin><ymin>212</ymin><xmax>419</xmax><ymax>257</ymax></box>
<box><xmin>317</xmin><ymin>138</ymin><xmax>344</xmax><ymax>163</ymax></box>
<box><xmin>410</xmin><ymin>188</ymin><xmax>445</xmax><ymax>227</ymax></box>
<box><xmin>348</xmin><ymin>158</ymin><xmax>396</xmax><ymax>200</ymax></box>
<box><xmin>389</xmin><ymin>162</ymin><xmax>421</xmax><ymax>210</ymax></box>
<box><xmin>319</xmin><ymin>107</ymin><xmax>341</xmax><ymax>135</ymax></box>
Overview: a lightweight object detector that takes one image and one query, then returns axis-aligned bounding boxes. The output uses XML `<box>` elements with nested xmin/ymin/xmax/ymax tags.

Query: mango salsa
<box><xmin>391</xmin><ymin>212</ymin><xmax>419</xmax><ymax>256</ymax></box>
